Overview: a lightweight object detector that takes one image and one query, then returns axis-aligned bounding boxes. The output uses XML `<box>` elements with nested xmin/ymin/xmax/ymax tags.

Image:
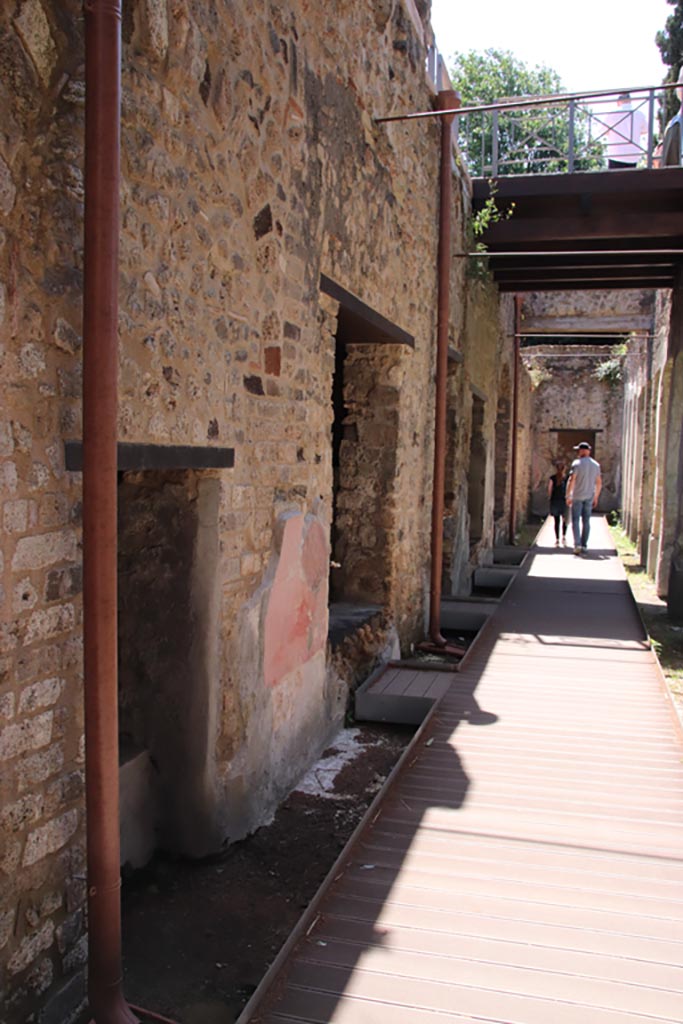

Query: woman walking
<box><xmin>547</xmin><ymin>462</ymin><xmax>568</xmax><ymax>546</ymax></box>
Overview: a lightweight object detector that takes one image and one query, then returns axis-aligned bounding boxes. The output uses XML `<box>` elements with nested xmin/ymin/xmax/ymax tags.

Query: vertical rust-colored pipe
<box><xmin>428</xmin><ymin>90</ymin><xmax>459</xmax><ymax>645</ymax></box>
<box><xmin>83</xmin><ymin>3</ymin><xmax>137</xmax><ymax>1023</ymax></box>
<box><xmin>509</xmin><ymin>295</ymin><xmax>522</xmax><ymax>544</ymax></box>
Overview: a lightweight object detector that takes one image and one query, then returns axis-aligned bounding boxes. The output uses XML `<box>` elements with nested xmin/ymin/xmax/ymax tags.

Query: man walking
<box><xmin>566</xmin><ymin>442</ymin><xmax>602</xmax><ymax>555</ymax></box>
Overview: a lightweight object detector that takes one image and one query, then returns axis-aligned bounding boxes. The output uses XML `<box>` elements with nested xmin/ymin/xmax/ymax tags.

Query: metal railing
<box><xmin>455</xmin><ymin>85</ymin><xmax>677</xmax><ymax>177</ymax></box>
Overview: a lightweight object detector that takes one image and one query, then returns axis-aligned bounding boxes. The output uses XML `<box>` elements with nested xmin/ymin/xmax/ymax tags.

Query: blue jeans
<box><xmin>571</xmin><ymin>498</ymin><xmax>593</xmax><ymax>548</ymax></box>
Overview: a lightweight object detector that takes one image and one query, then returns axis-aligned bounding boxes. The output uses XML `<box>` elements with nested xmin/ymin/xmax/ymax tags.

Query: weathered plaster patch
<box><xmin>264</xmin><ymin>513</ymin><xmax>329</xmax><ymax>687</ymax></box>
<box><xmin>294</xmin><ymin>726</ymin><xmax>366</xmax><ymax>799</ymax></box>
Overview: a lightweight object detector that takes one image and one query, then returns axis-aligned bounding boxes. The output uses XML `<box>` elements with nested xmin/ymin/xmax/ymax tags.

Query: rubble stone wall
<box><xmin>442</xmin><ymin>280</ymin><xmax>516</xmax><ymax>594</ymax></box>
<box><xmin>621</xmin><ymin>285</ymin><xmax>683</xmax><ymax>607</ymax></box>
<box><xmin>0</xmin><ymin>2</ymin><xmax>514</xmax><ymax>1020</ymax></box>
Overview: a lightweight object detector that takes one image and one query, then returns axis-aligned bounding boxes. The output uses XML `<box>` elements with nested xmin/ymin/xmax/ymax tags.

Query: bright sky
<box><xmin>430</xmin><ymin>0</ymin><xmax>671</xmax><ymax>94</ymax></box>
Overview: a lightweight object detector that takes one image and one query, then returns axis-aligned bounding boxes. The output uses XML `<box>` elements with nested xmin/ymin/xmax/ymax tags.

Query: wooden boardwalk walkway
<box><xmin>238</xmin><ymin>518</ymin><xmax>683</xmax><ymax>1024</ymax></box>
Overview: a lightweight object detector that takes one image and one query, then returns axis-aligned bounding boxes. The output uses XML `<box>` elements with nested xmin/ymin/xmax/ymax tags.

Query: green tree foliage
<box><xmin>449</xmin><ymin>49</ymin><xmax>601</xmax><ymax>176</ymax></box>
<box><xmin>655</xmin><ymin>0</ymin><xmax>683</xmax><ymax>126</ymax></box>
<box><xmin>594</xmin><ymin>343</ymin><xmax>627</xmax><ymax>387</ymax></box>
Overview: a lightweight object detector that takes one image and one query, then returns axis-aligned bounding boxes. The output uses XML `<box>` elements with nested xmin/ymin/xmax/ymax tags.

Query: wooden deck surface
<box><xmin>239</xmin><ymin>518</ymin><xmax>683</xmax><ymax>1024</ymax></box>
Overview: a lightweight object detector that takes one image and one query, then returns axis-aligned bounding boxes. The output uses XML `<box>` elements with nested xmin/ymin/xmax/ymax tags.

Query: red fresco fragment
<box><xmin>264</xmin><ymin>515</ymin><xmax>329</xmax><ymax>687</ymax></box>
<box><xmin>302</xmin><ymin>520</ymin><xmax>327</xmax><ymax>589</ymax></box>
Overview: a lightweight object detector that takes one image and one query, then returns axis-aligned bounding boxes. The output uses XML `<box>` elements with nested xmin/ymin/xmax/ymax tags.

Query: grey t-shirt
<box><xmin>569</xmin><ymin>456</ymin><xmax>601</xmax><ymax>500</ymax></box>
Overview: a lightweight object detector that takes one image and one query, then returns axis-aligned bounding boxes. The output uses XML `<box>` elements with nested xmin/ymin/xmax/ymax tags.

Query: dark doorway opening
<box><xmin>322</xmin><ymin>278</ymin><xmax>413</xmax><ymax>647</ymax></box>
<box><xmin>118</xmin><ymin>470</ymin><xmax>221</xmax><ymax>867</ymax></box>
<box><xmin>555</xmin><ymin>429</ymin><xmax>597</xmax><ymax>465</ymax></box>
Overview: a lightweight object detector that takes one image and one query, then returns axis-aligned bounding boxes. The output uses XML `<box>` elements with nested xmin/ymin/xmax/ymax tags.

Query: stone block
<box><xmin>22</xmin><ymin>808</ymin><xmax>79</xmax><ymax>866</ymax></box>
<box><xmin>264</xmin><ymin>345</ymin><xmax>281</xmax><ymax>376</ymax></box>
<box><xmin>44</xmin><ymin>769</ymin><xmax>84</xmax><ymax>816</ymax></box>
<box><xmin>0</xmin><ymin>908</ymin><xmax>15</xmax><ymax>950</ymax></box>
<box><xmin>55</xmin><ymin>909</ymin><xmax>82</xmax><ymax>955</ymax></box>
<box><xmin>7</xmin><ymin>920</ymin><xmax>54</xmax><ymax>975</ymax></box>
<box><xmin>18</xmin><ymin>677</ymin><xmax>63</xmax><ymax>714</ymax></box>
<box><xmin>0</xmin><ymin>692</ymin><xmax>15</xmax><ymax>722</ymax></box>
<box><xmin>27</xmin><ymin>955</ymin><xmax>53</xmax><ymax>995</ymax></box>
<box><xmin>13</xmin><ymin>577</ymin><xmax>39</xmax><ymax>613</ymax></box>
<box><xmin>0</xmin><ymin>712</ymin><xmax>53</xmax><ymax>761</ymax></box>
<box><xmin>16</xmin><ymin>744</ymin><xmax>64</xmax><ymax>792</ymax></box>
<box><xmin>0</xmin><ymin>157</ymin><xmax>16</xmax><ymax>216</ymax></box>
<box><xmin>37</xmin><ymin>969</ymin><xmax>86</xmax><ymax>1024</ymax></box>
<box><xmin>62</xmin><ymin>933</ymin><xmax>87</xmax><ymax>972</ymax></box>
<box><xmin>3</xmin><ymin>500</ymin><xmax>30</xmax><ymax>534</ymax></box>
<box><xmin>44</xmin><ymin>566</ymin><xmax>82</xmax><ymax>602</ymax></box>
<box><xmin>13</xmin><ymin>0</ymin><xmax>57</xmax><ymax>86</ymax></box>
<box><xmin>0</xmin><ymin>793</ymin><xmax>43</xmax><ymax>834</ymax></box>
<box><xmin>11</xmin><ymin>530</ymin><xmax>78</xmax><ymax>571</ymax></box>
<box><xmin>23</xmin><ymin>604</ymin><xmax>76</xmax><ymax>645</ymax></box>
<box><xmin>0</xmin><ymin>420</ymin><xmax>14</xmax><ymax>457</ymax></box>
<box><xmin>1</xmin><ymin>838</ymin><xmax>22</xmax><ymax>875</ymax></box>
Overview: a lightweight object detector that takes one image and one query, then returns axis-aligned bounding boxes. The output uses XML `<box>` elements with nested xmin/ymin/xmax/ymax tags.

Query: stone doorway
<box><xmin>328</xmin><ymin>336</ymin><xmax>400</xmax><ymax>642</ymax></box>
<box><xmin>555</xmin><ymin>429</ymin><xmax>597</xmax><ymax>465</ymax></box>
<box><xmin>117</xmin><ymin>470</ymin><xmax>221</xmax><ymax>867</ymax></box>
<box><xmin>322</xmin><ymin>276</ymin><xmax>413</xmax><ymax>647</ymax></box>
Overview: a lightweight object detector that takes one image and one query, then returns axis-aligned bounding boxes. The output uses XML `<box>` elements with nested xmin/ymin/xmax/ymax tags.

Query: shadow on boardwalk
<box><xmin>239</xmin><ymin>517</ymin><xmax>683</xmax><ymax>1024</ymax></box>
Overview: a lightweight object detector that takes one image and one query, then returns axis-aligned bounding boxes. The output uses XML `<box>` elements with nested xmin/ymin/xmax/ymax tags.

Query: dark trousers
<box><xmin>552</xmin><ymin>513</ymin><xmax>567</xmax><ymax>539</ymax></box>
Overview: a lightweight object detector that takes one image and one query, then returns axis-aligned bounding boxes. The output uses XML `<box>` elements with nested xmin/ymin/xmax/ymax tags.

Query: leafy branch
<box><xmin>594</xmin><ymin>342</ymin><xmax>627</xmax><ymax>386</ymax></box>
<box><xmin>468</xmin><ymin>181</ymin><xmax>515</xmax><ymax>281</ymax></box>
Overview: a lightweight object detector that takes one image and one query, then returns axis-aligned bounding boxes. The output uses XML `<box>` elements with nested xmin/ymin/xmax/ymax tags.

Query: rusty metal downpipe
<box><xmin>83</xmin><ymin>2</ymin><xmax>137</xmax><ymax>1022</ymax></box>
<box><xmin>509</xmin><ymin>295</ymin><xmax>522</xmax><ymax>544</ymax></box>
<box><xmin>427</xmin><ymin>90</ymin><xmax>460</xmax><ymax>646</ymax></box>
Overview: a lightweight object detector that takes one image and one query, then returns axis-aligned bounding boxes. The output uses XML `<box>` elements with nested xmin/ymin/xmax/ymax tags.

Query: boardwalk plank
<box><xmin>238</xmin><ymin>519</ymin><xmax>683</xmax><ymax>1024</ymax></box>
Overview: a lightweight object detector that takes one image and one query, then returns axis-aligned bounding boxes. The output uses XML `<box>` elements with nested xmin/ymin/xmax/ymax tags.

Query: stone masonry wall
<box><xmin>647</xmin><ymin>291</ymin><xmax>674</xmax><ymax>593</ymax></box>
<box><xmin>0</xmin><ymin>2</ymin><xmax>510</xmax><ymax>1020</ymax></box>
<box><xmin>520</xmin><ymin>289</ymin><xmax>655</xmax><ymax>334</ymax></box>
<box><xmin>442</xmin><ymin>275</ymin><xmax>516</xmax><ymax>595</ymax></box>
<box><xmin>621</xmin><ymin>285</ymin><xmax>683</xmax><ymax>607</ymax></box>
<box><xmin>514</xmin><ymin>360</ymin><xmax>534</xmax><ymax>534</ymax></box>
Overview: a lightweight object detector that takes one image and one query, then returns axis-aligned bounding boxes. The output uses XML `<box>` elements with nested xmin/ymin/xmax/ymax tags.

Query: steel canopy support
<box><xmin>427</xmin><ymin>90</ymin><xmax>459</xmax><ymax>647</ymax></box>
<box><xmin>509</xmin><ymin>298</ymin><xmax>522</xmax><ymax>545</ymax></box>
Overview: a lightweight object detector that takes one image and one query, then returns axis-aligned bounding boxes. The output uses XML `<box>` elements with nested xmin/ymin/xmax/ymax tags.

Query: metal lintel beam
<box><xmin>492</xmin><ymin>267</ymin><xmax>674</xmax><ymax>282</ymax></box>
<box><xmin>472</xmin><ymin>167</ymin><xmax>683</xmax><ymax>201</ymax></box>
<box><xmin>65</xmin><ymin>442</ymin><xmax>235</xmax><ymax>472</ymax></box>
<box><xmin>519</xmin><ymin>315</ymin><xmax>654</xmax><ymax>333</ymax></box>
<box><xmin>482</xmin><ymin>211</ymin><xmax>683</xmax><ymax>246</ymax></box>
<box><xmin>320</xmin><ymin>274</ymin><xmax>414</xmax><ymax>347</ymax></box>
<box><xmin>498</xmin><ymin>278</ymin><xmax>673</xmax><ymax>292</ymax></box>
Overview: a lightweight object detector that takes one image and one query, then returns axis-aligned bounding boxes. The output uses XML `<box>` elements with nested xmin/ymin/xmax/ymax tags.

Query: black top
<box><xmin>549</xmin><ymin>475</ymin><xmax>567</xmax><ymax>511</ymax></box>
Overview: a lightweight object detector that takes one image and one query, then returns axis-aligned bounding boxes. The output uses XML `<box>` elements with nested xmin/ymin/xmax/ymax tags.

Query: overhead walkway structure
<box><xmin>238</xmin><ymin>517</ymin><xmax>683</xmax><ymax>1024</ymax></box>
<box><xmin>473</xmin><ymin>167</ymin><xmax>683</xmax><ymax>292</ymax></box>
<box><xmin>460</xmin><ymin>84</ymin><xmax>683</xmax><ymax>292</ymax></box>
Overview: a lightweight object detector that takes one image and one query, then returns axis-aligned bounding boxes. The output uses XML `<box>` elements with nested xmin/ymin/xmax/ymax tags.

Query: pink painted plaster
<box><xmin>264</xmin><ymin>515</ymin><xmax>329</xmax><ymax>687</ymax></box>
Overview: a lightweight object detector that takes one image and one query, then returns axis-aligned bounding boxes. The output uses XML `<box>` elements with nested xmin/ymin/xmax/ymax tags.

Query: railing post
<box><xmin>568</xmin><ymin>98</ymin><xmax>575</xmax><ymax>172</ymax></box>
<box><xmin>647</xmin><ymin>88</ymin><xmax>655</xmax><ymax>168</ymax></box>
<box><xmin>491</xmin><ymin>108</ymin><xmax>499</xmax><ymax>176</ymax></box>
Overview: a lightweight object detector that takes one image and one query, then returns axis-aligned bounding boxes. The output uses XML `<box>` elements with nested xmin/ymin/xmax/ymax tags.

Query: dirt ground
<box><xmin>121</xmin><ymin>722</ymin><xmax>414</xmax><ymax>1024</ymax></box>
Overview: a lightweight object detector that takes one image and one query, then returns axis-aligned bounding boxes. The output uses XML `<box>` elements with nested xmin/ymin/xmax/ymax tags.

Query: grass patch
<box><xmin>610</xmin><ymin>524</ymin><xmax>683</xmax><ymax>707</ymax></box>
